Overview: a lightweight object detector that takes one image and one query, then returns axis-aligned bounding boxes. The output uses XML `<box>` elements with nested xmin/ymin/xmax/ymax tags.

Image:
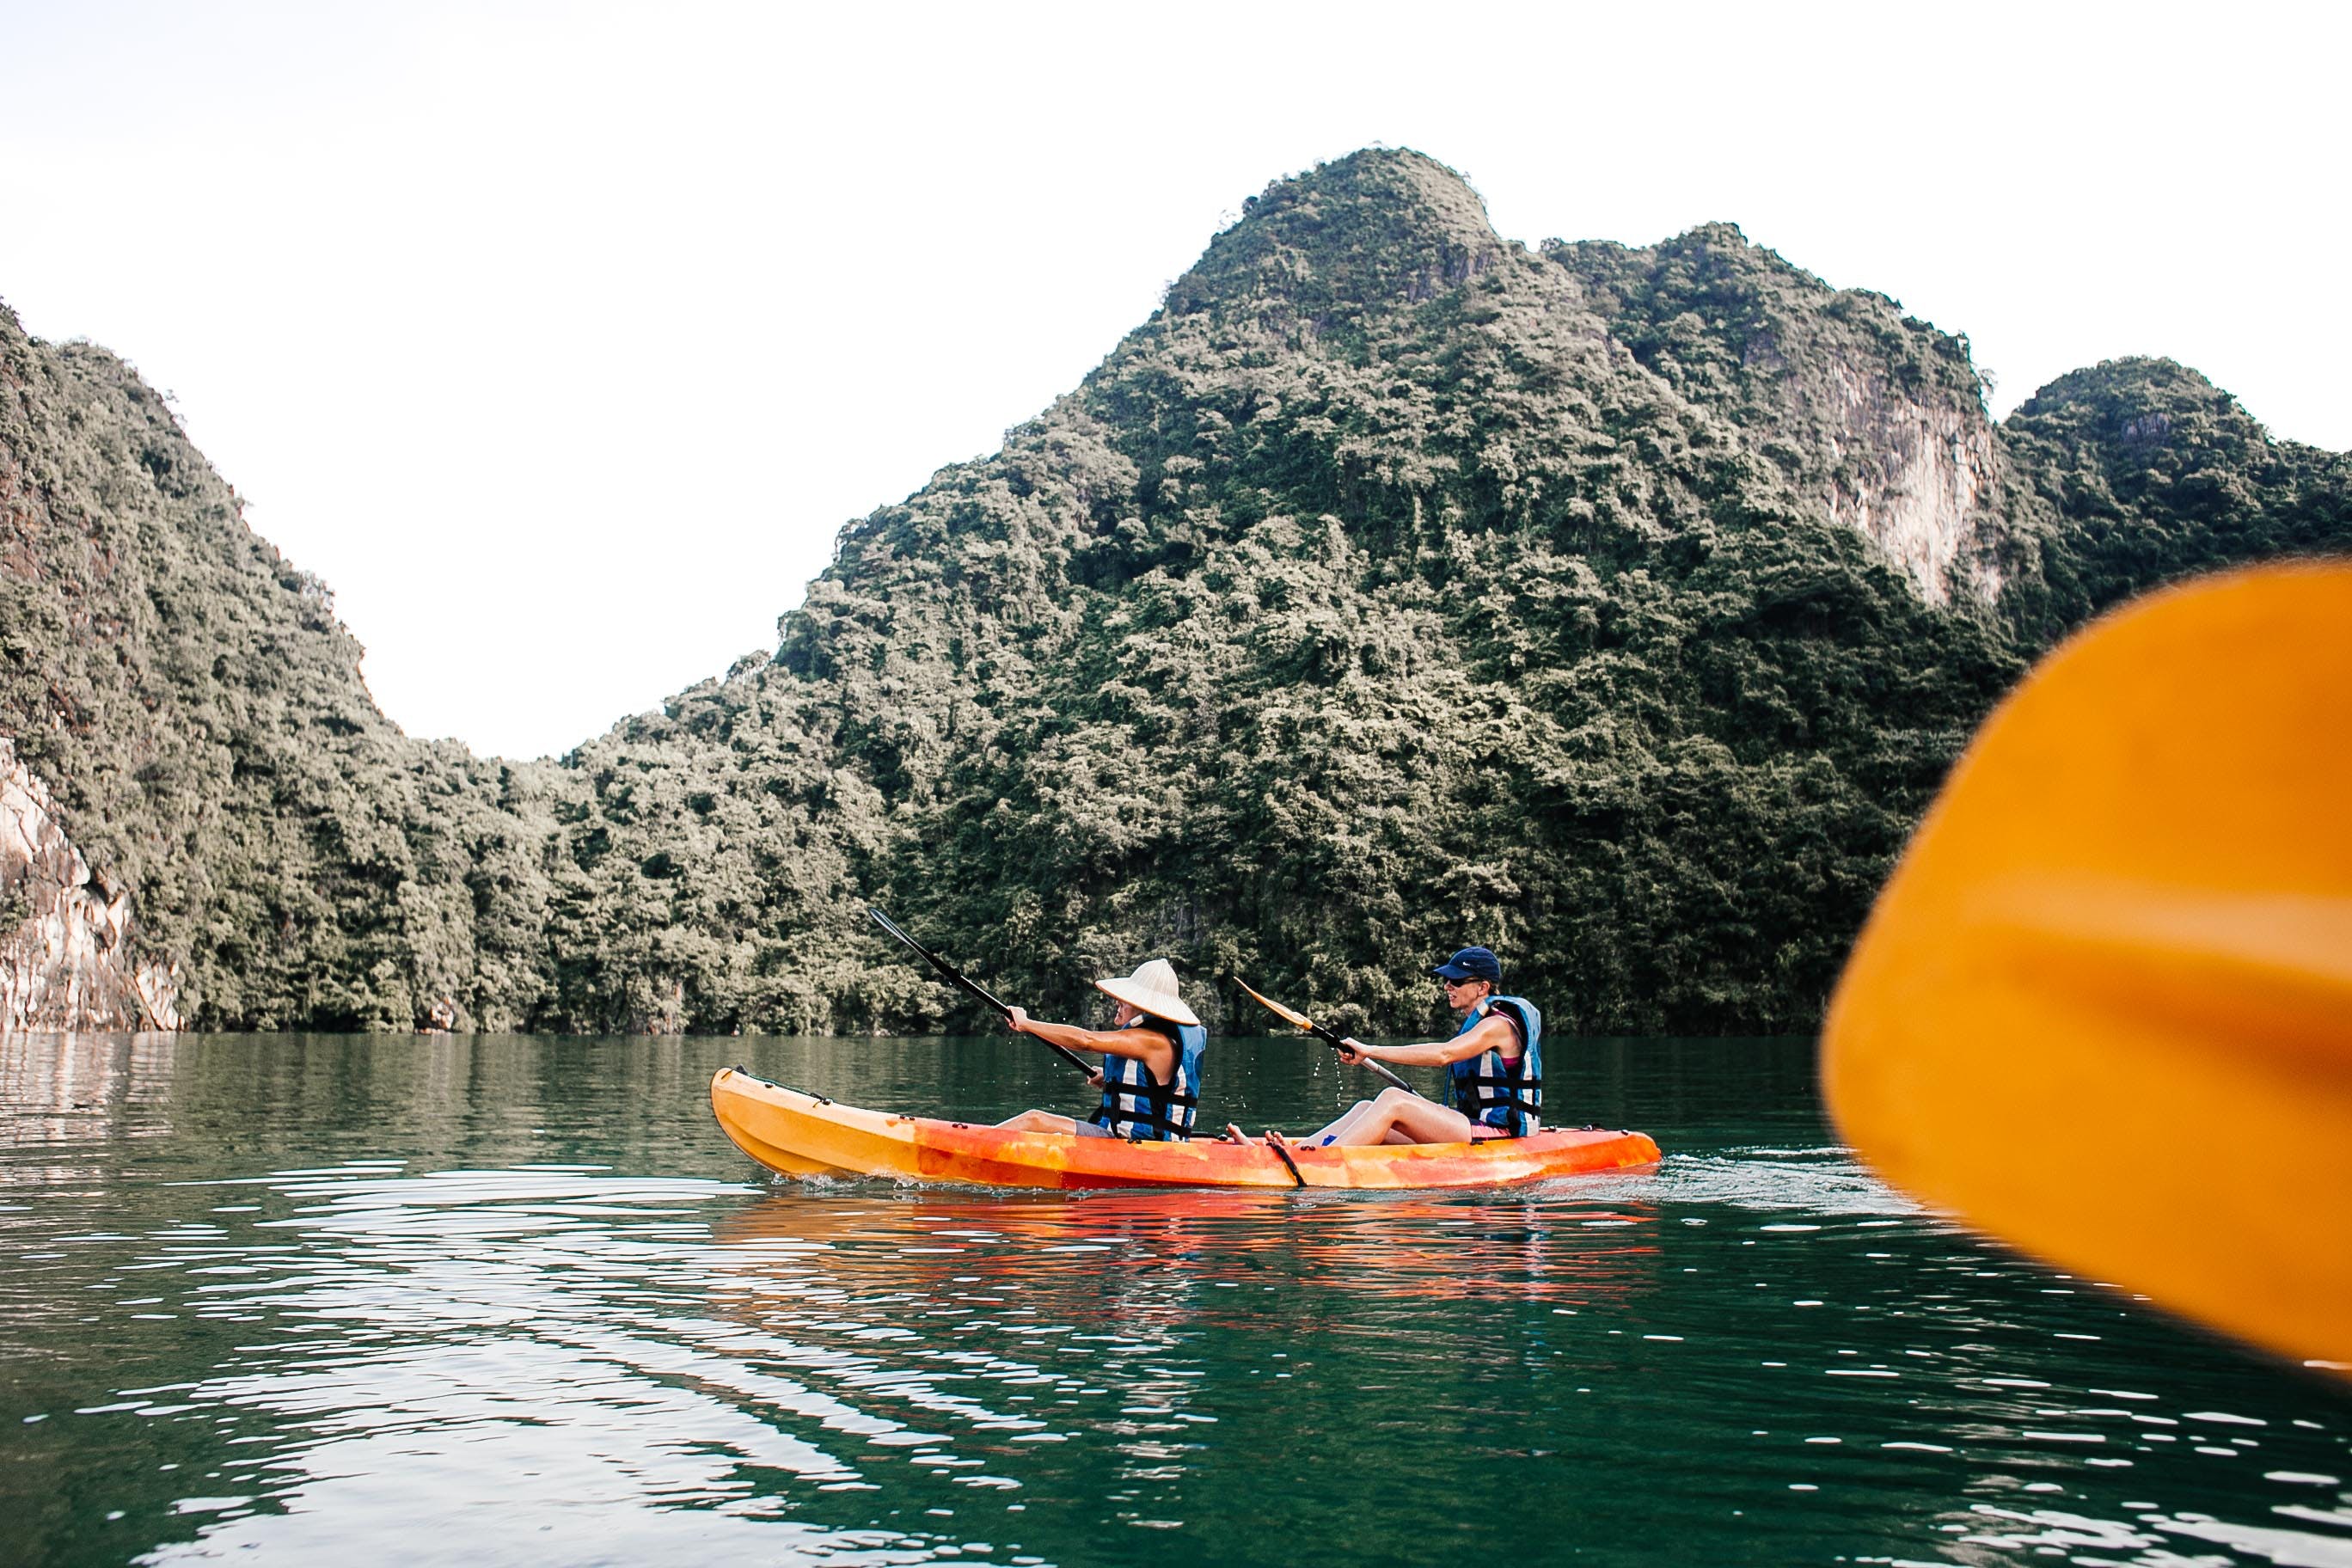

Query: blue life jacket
<box><xmin>1089</xmin><ymin>1018</ymin><xmax>1208</xmax><ymax>1141</ymax></box>
<box><xmin>1445</xmin><ymin>994</ymin><xmax>1542</xmax><ymax>1136</ymax></box>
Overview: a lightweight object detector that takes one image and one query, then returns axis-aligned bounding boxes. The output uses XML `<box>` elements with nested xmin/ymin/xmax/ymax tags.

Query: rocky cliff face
<box><xmin>1549</xmin><ymin>225</ymin><xmax>2014</xmax><ymax>609</ymax></box>
<box><xmin>0</xmin><ymin>738</ymin><xmax>177</xmax><ymax>1029</ymax></box>
<box><xmin>1807</xmin><ymin>356</ymin><xmax>2008</xmax><ymax>606</ymax></box>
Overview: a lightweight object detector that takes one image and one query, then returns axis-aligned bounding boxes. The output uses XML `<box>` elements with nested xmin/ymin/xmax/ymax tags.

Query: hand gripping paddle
<box><xmin>1236</xmin><ymin>979</ymin><xmax>1418</xmax><ymax>1096</ymax></box>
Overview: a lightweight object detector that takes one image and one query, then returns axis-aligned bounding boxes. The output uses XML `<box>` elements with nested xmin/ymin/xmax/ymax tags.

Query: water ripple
<box><xmin>5</xmin><ymin>1032</ymin><xmax>2347</xmax><ymax>1568</ymax></box>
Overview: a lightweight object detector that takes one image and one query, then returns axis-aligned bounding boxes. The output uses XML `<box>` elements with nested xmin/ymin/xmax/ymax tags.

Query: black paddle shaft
<box><xmin>1235</xmin><ymin>978</ymin><xmax>1421</xmax><ymax>1098</ymax></box>
<box><xmin>867</xmin><ymin>908</ymin><xmax>1093</xmax><ymax>1077</ymax></box>
<box><xmin>1305</xmin><ymin>1024</ymin><xmax>1416</xmax><ymax>1095</ymax></box>
<box><xmin>1277</xmin><ymin>999</ymin><xmax>1417</xmax><ymax>1095</ymax></box>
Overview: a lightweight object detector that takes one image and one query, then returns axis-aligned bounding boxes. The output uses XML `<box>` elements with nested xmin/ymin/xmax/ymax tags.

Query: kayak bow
<box><xmin>711</xmin><ymin>1069</ymin><xmax>1660</xmax><ymax>1191</ymax></box>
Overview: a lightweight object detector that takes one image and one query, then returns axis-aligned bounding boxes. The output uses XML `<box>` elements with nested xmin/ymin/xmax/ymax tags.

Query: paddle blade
<box><xmin>1823</xmin><ymin>563</ymin><xmax>2352</xmax><ymax>1377</ymax></box>
<box><xmin>1237</xmin><ymin>978</ymin><xmax>1316</xmax><ymax>1032</ymax></box>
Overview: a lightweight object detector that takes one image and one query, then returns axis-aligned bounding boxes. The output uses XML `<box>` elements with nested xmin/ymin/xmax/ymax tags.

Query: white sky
<box><xmin>2</xmin><ymin>2</ymin><xmax>2343</xmax><ymax>759</ymax></box>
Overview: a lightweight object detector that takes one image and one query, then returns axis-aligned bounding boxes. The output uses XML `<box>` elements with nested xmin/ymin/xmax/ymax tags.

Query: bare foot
<box><xmin>1264</xmin><ymin>1129</ymin><xmax>1296</xmax><ymax>1150</ymax></box>
<box><xmin>1219</xmin><ymin>1123</ymin><xmax>1250</xmax><ymax>1144</ymax></box>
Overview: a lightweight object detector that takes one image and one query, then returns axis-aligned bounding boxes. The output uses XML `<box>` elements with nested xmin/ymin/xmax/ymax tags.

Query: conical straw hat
<box><xmin>1093</xmin><ymin>958</ymin><xmax>1200</xmax><ymax>1028</ymax></box>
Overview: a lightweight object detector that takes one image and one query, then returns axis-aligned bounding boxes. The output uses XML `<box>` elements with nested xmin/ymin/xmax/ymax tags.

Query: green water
<box><xmin>1</xmin><ymin>1032</ymin><xmax>2345</xmax><ymax>1567</ymax></box>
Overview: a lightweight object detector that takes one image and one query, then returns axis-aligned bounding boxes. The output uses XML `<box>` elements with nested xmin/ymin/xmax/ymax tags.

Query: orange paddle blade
<box><xmin>1822</xmin><ymin>563</ymin><xmax>2352</xmax><ymax>1377</ymax></box>
<box><xmin>1238</xmin><ymin>978</ymin><xmax>1317</xmax><ymax>1033</ymax></box>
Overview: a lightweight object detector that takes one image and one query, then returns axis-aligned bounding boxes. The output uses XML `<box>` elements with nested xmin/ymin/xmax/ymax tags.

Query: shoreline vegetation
<box><xmin>2</xmin><ymin>150</ymin><xmax>2346</xmax><ymax>1038</ymax></box>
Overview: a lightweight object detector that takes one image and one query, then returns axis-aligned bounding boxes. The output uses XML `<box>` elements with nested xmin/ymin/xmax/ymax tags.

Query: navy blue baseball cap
<box><xmin>1430</xmin><ymin>946</ymin><xmax>1503</xmax><ymax>983</ymax></box>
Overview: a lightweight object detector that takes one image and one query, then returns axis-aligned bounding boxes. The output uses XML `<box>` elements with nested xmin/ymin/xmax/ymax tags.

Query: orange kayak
<box><xmin>710</xmin><ymin>1068</ymin><xmax>1663</xmax><ymax>1191</ymax></box>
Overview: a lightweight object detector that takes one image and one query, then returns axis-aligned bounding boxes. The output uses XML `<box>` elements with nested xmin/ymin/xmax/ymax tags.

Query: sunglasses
<box><xmin>1438</xmin><ymin>975</ymin><xmax>1486</xmax><ymax>989</ymax></box>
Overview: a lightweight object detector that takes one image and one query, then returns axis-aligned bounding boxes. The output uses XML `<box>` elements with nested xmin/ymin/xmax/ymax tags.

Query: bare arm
<box><xmin>1006</xmin><ymin>1008</ymin><xmax>1175</xmax><ymax>1074</ymax></box>
<box><xmin>1338</xmin><ymin>1013</ymin><xmax>1518</xmax><ymax>1069</ymax></box>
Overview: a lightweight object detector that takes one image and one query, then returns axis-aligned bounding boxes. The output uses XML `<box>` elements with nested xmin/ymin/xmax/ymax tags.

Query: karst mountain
<box><xmin>3</xmin><ymin>149</ymin><xmax>2345</xmax><ymax>1035</ymax></box>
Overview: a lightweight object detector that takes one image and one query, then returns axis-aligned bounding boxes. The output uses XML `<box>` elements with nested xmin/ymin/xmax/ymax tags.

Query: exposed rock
<box><xmin>0</xmin><ymin>736</ymin><xmax>178</xmax><ymax>1031</ymax></box>
<box><xmin>1812</xmin><ymin>355</ymin><xmax>2008</xmax><ymax>606</ymax></box>
<box><xmin>1549</xmin><ymin>224</ymin><xmax>2012</xmax><ymax>607</ymax></box>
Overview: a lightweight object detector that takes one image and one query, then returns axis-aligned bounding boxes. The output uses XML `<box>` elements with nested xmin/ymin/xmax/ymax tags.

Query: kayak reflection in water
<box><xmin>995</xmin><ymin>959</ymin><xmax>1210</xmax><ymax>1142</ymax></box>
<box><xmin>1244</xmin><ymin>946</ymin><xmax>1542</xmax><ymax>1149</ymax></box>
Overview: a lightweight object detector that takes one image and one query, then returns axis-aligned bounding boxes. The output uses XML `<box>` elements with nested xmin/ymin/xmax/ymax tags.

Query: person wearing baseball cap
<box><xmin>995</xmin><ymin>959</ymin><xmax>1210</xmax><ymax>1142</ymax></box>
<box><xmin>1268</xmin><ymin>945</ymin><xmax>1543</xmax><ymax>1148</ymax></box>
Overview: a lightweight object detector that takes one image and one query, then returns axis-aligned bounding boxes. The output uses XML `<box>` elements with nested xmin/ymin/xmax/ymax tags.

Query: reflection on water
<box><xmin>1</xmin><ymin>1032</ymin><xmax>2347</xmax><ymax>1567</ymax></box>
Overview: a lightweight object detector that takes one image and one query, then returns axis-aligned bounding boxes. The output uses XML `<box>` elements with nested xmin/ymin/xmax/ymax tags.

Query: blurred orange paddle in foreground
<box><xmin>1823</xmin><ymin>562</ymin><xmax>2352</xmax><ymax>1377</ymax></box>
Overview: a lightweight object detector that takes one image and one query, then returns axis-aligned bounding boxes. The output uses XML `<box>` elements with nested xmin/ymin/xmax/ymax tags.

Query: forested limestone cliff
<box><xmin>3</xmin><ymin>150</ymin><xmax>2344</xmax><ymax>1036</ymax></box>
<box><xmin>0</xmin><ymin>321</ymin><xmax>565</xmax><ymax>1030</ymax></box>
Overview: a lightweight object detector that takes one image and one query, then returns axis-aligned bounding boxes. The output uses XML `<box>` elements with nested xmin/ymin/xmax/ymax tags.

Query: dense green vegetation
<box><xmin>1997</xmin><ymin>358</ymin><xmax>2351</xmax><ymax>643</ymax></box>
<box><xmin>0</xmin><ymin>329</ymin><xmax>567</xmax><ymax>1029</ymax></box>
<box><xmin>3</xmin><ymin>149</ymin><xmax>2344</xmax><ymax>1035</ymax></box>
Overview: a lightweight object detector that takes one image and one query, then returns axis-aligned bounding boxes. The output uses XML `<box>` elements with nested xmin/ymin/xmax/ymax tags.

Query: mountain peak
<box><xmin>1161</xmin><ymin>147</ymin><xmax>1510</xmax><ymax>322</ymax></box>
<box><xmin>2016</xmin><ymin>356</ymin><xmax>2239</xmax><ymax>428</ymax></box>
<box><xmin>2010</xmin><ymin>356</ymin><xmax>2277</xmax><ymax>469</ymax></box>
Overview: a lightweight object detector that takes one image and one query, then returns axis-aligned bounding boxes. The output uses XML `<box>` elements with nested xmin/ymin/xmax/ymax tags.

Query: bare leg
<box><xmin>1302</xmin><ymin>1087</ymin><xmax>1477</xmax><ymax>1148</ymax></box>
<box><xmin>1294</xmin><ymin>1098</ymin><xmax>1378</xmax><ymax>1146</ymax></box>
<box><xmin>995</xmin><ymin>1110</ymin><xmax>1087</xmax><ymax>1135</ymax></box>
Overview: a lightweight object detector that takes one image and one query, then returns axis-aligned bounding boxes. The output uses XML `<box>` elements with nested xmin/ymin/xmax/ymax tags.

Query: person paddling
<box><xmin>1249</xmin><ymin>946</ymin><xmax>1540</xmax><ymax>1148</ymax></box>
<box><xmin>995</xmin><ymin>959</ymin><xmax>1209</xmax><ymax>1141</ymax></box>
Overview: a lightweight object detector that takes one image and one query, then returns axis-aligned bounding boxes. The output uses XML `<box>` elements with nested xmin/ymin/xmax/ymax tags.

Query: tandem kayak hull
<box><xmin>709</xmin><ymin>1068</ymin><xmax>1662</xmax><ymax>1191</ymax></box>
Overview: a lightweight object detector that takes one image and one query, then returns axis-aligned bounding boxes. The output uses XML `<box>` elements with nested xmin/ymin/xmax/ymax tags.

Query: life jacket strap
<box><xmin>1089</xmin><ymin>1020</ymin><xmax>1205</xmax><ymax>1142</ymax></box>
<box><xmin>1446</xmin><ymin>994</ymin><xmax>1544</xmax><ymax>1137</ymax></box>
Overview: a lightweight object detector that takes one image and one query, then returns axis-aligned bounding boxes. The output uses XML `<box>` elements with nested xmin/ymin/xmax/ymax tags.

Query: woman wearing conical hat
<box><xmin>996</xmin><ymin>959</ymin><xmax>1210</xmax><ymax>1142</ymax></box>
